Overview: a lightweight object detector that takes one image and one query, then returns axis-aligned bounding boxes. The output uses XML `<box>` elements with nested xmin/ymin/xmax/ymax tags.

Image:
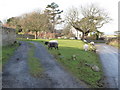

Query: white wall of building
<box><xmin>71</xmin><ymin>27</ymin><xmax>82</xmax><ymax>39</ymax></box>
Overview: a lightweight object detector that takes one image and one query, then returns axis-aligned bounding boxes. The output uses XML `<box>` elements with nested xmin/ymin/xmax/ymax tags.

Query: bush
<box><xmin>107</xmin><ymin>38</ymin><xmax>120</xmax><ymax>48</ymax></box>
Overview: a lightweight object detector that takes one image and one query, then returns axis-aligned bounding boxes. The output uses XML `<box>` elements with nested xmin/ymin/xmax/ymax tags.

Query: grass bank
<box><xmin>2</xmin><ymin>43</ymin><xmax>19</xmax><ymax>65</ymax></box>
<box><xmin>47</xmin><ymin>40</ymin><xmax>103</xmax><ymax>88</ymax></box>
<box><xmin>28</xmin><ymin>43</ymin><xmax>43</xmax><ymax>77</ymax></box>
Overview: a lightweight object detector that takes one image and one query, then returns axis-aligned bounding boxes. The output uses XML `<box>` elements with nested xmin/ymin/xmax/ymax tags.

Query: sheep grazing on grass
<box><xmin>83</xmin><ymin>44</ymin><xmax>89</xmax><ymax>51</ymax></box>
<box><xmin>44</xmin><ymin>41</ymin><xmax>49</xmax><ymax>45</ymax></box>
<box><xmin>90</xmin><ymin>41</ymin><xmax>95</xmax><ymax>46</ymax></box>
<box><xmin>45</xmin><ymin>40</ymin><xmax>58</xmax><ymax>50</ymax></box>
<box><xmin>90</xmin><ymin>41</ymin><xmax>96</xmax><ymax>52</ymax></box>
<box><xmin>90</xmin><ymin>45</ymin><xmax>96</xmax><ymax>52</ymax></box>
<box><xmin>48</xmin><ymin>42</ymin><xmax>58</xmax><ymax>50</ymax></box>
<box><xmin>83</xmin><ymin>39</ymin><xmax>87</xmax><ymax>43</ymax></box>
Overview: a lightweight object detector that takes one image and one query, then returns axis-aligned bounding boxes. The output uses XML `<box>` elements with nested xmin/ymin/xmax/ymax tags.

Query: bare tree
<box><xmin>62</xmin><ymin>24</ymin><xmax>75</xmax><ymax>38</ymax></box>
<box><xmin>20</xmin><ymin>11</ymin><xmax>50</xmax><ymax>39</ymax></box>
<box><xmin>65</xmin><ymin>4</ymin><xmax>112</xmax><ymax>40</ymax></box>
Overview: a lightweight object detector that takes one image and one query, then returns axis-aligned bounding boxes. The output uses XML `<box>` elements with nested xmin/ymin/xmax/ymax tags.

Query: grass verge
<box><xmin>2</xmin><ymin>43</ymin><xmax>19</xmax><ymax>65</ymax></box>
<box><xmin>28</xmin><ymin>43</ymin><xmax>43</xmax><ymax>77</ymax></box>
<box><xmin>108</xmin><ymin>40</ymin><xmax>120</xmax><ymax>49</ymax></box>
<box><xmin>47</xmin><ymin>40</ymin><xmax>103</xmax><ymax>88</ymax></box>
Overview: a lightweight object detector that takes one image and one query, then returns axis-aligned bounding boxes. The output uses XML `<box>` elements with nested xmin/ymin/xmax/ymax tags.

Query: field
<box><xmin>20</xmin><ymin>39</ymin><xmax>103</xmax><ymax>88</ymax></box>
<box><xmin>47</xmin><ymin>40</ymin><xmax>103</xmax><ymax>87</ymax></box>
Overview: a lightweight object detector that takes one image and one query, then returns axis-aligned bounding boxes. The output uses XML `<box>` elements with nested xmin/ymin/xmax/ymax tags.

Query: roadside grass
<box><xmin>28</xmin><ymin>43</ymin><xmax>43</xmax><ymax>77</ymax></box>
<box><xmin>46</xmin><ymin>40</ymin><xmax>103</xmax><ymax>88</ymax></box>
<box><xmin>18</xmin><ymin>38</ymin><xmax>103</xmax><ymax>88</ymax></box>
<box><xmin>2</xmin><ymin>43</ymin><xmax>19</xmax><ymax>65</ymax></box>
<box><xmin>108</xmin><ymin>40</ymin><xmax>120</xmax><ymax>49</ymax></box>
<box><xmin>106</xmin><ymin>38</ymin><xmax>120</xmax><ymax>49</ymax></box>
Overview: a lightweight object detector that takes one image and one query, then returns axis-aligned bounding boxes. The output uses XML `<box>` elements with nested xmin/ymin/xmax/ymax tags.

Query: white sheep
<box><xmin>27</xmin><ymin>37</ymin><xmax>29</xmax><ymax>39</ymax></box>
<box><xmin>83</xmin><ymin>40</ymin><xmax>87</xmax><ymax>43</ymax></box>
<box><xmin>48</xmin><ymin>40</ymin><xmax>58</xmax><ymax>49</ymax></box>
<box><xmin>83</xmin><ymin>44</ymin><xmax>89</xmax><ymax>51</ymax></box>
<box><xmin>49</xmin><ymin>40</ymin><xmax>58</xmax><ymax>44</ymax></box>
<box><xmin>90</xmin><ymin>41</ymin><xmax>95</xmax><ymax>46</ymax></box>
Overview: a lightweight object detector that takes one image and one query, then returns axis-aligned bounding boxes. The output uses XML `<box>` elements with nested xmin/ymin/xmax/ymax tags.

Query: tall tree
<box><xmin>6</xmin><ymin>17</ymin><xmax>22</xmax><ymax>33</ymax></box>
<box><xmin>62</xmin><ymin>24</ymin><xmax>75</xmax><ymax>38</ymax></box>
<box><xmin>65</xmin><ymin>4</ymin><xmax>112</xmax><ymax>40</ymax></box>
<box><xmin>92</xmin><ymin>30</ymin><xmax>104</xmax><ymax>40</ymax></box>
<box><xmin>21</xmin><ymin>11</ymin><xmax>50</xmax><ymax>39</ymax></box>
<box><xmin>45</xmin><ymin>2</ymin><xmax>63</xmax><ymax>34</ymax></box>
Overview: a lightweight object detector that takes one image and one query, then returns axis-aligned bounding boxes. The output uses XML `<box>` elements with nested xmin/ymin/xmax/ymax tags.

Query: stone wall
<box><xmin>1</xmin><ymin>26</ymin><xmax>16</xmax><ymax>46</ymax></box>
<box><xmin>0</xmin><ymin>27</ymin><xmax>2</xmax><ymax>47</ymax></box>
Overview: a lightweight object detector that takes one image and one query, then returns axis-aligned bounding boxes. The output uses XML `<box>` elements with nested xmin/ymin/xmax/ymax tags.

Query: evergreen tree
<box><xmin>45</xmin><ymin>2</ymin><xmax>63</xmax><ymax>34</ymax></box>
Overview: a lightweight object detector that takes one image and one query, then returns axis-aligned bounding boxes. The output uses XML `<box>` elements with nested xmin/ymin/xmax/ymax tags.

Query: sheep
<box><xmin>44</xmin><ymin>41</ymin><xmax>49</xmax><ymax>45</ymax></box>
<box><xmin>49</xmin><ymin>40</ymin><xmax>58</xmax><ymax>43</ymax></box>
<box><xmin>48</xmin><ymin>42</ymin><xmax>58</xmax><ymax>50</ymax></box>
<box><xmin>90</xmin><ymin>41</ymin><xmax>95</xmax><ymax>46</ymax></box>
<box><xmin>83</xmin><ymin>39</ymin><xmax>87</xmax><ymax>43</ymax></box>
<box><xmin>90</xmin><ymin>45</ymin><xmax>96</xmax><ymax>52</ymax></box>
<box><xmin>89</xmin><ymin>42</ymin><xmax>96</xmax><ymax>52</ymax></box>
<box><xmin>83</xmin><ymin>44</ymin><xmax>89</xmax><ymax>51</ymax></box>
<box><xmin>47</xmin><ymin>40</ymin><xmax>59</xmax><ymax>50</ymax></box>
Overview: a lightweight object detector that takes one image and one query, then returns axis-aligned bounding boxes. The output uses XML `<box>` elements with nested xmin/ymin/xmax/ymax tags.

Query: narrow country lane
<box><xmin>95</xmin><ymin>44</ymin><xmax>119</xmax><ymax>88</ymax></box>
<box><xmin>2</xmin><ymin>41</ymin><xmax>53</xmax><ymax>88</ymax></box>
<box><xmin>30</xmin><ymin>41</ymin><xmax>87</xmax><ymax>88</ymax></box>
<box><xmin>2</xmin><ymin>41</ymin><xmax>87</xmax><ymax>88</ymax></box>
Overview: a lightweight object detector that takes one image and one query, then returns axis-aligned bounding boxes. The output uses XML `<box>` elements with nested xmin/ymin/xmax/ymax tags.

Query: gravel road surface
<box><xmin>95</xmin><ymin>44</ymin><xmax>118</xmax><ymax>88</ymax></box>
<box><xmin>2</xmin><ymin>41</ymin><xmax>87</xmax><ymax>88</ymax></box>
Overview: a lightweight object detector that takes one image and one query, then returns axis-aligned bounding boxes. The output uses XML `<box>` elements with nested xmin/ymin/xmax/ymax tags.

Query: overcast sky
<box><xmin>0</xmin><ymin>0</ymin><xmax>119</xmax><ymax>35</ymax></box>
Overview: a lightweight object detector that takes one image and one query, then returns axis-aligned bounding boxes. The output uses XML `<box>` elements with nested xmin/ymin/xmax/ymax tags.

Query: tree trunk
<box><xmin>96</xmin><ymin>34</ymin><xmax>99</xmax><ymax>40</ymax></box>
<box><xmin>35</xmin><ymin>31</ymin><xmax>38</xmax><ymax>39</ymax></box>
<box><xmin>81</xmin><ymin>32</ymin><xmax>85</xmax><ymax>40</ymax></box>
<box><xmin>77</xmin><ymin>30</ymin><xmax>78</xmax><ymax>38</ymax></box>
